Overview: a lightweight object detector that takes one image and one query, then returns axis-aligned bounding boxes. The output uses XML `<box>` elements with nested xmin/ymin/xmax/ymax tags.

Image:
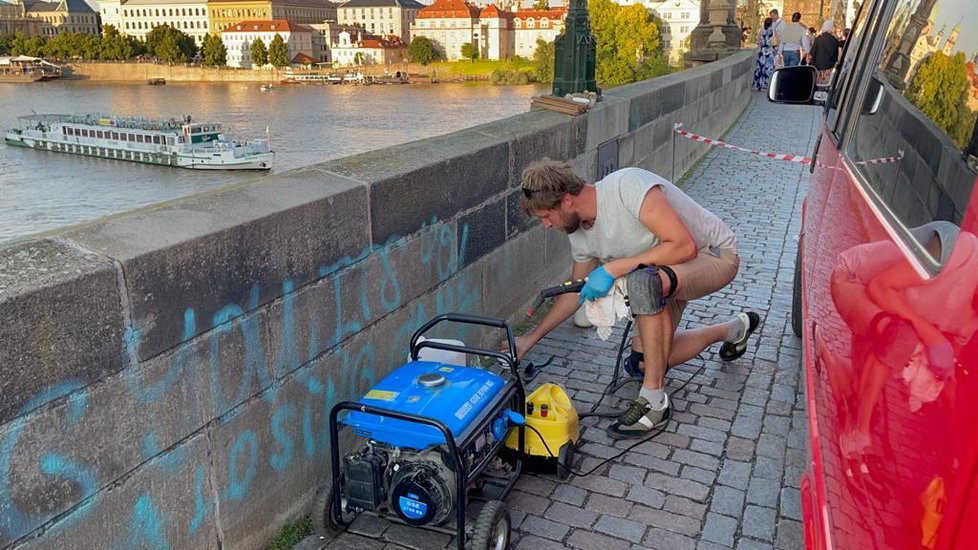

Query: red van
<box><xmin>768</xmin><ymin>0</ymin><xmax>978</xmax><ymax>548</ymax></box>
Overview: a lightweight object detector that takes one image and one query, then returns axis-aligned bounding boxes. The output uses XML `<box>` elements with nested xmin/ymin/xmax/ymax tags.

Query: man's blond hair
<box><xmin>518</xmin><ymin>158</ymin><xmax>587</xmax><ymax>215</ymax></box>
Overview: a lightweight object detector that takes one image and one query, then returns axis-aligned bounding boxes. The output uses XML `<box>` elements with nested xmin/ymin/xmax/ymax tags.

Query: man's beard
<box><xmin>559</xmin><ymin>211</ymin><xmax>581</xmax><ymax>233</ymax></box>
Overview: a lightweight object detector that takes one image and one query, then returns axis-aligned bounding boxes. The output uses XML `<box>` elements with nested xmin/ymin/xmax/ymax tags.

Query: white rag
<box><xmin>902</xmin><ymin>343</ymin><xmax>944</xmax><ymax>412</ymax></box>
<box><xmin>584</xmin><ymin>279</ymin><xmax>631</xmax><ymax>340</ymax></box>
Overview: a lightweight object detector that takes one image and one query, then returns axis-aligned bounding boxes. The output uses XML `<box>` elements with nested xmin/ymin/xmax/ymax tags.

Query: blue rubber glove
<box><xmin>579</xmin><ymin>266</ymin><xmax>615</xmax><ymax>302</ymax></box>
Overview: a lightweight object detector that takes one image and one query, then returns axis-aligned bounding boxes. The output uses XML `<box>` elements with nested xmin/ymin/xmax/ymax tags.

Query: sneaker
<box><xmin>607</xmin><ymin>395</ymin><xmax>671</xmax><ymax>439</ymax></box>
<box><xmin>719</xmin><ymin>312</ymin><xmax>761</xmax><ymax>361</ymax></box>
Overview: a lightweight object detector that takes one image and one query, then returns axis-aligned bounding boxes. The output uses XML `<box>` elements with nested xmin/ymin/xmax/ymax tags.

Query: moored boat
<box><xmin>4</xmin><ymin>114</ymin><xmax>274</xmax><ymax>170</ymax></box>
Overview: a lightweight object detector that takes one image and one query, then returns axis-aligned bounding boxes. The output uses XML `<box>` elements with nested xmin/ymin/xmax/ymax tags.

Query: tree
<box><xmin>250</xmin><ymin>38</ymin><xmax>268</xmax><ymax>67</ymax></box>
<box><xmin>460</xmin><ymin>42</ymin><xmax>479</xmax><ymax>62</ymax></box>
<box><xmin>268</xmin><ymin>33</ymin><xmax>289</xmax><ymax>67</ymax></box>
<box><xmin>11</xmin><ymin>32</ymin><xmax>47</xmax><ymax>57</ymax></box>
<box><xmin>100</xmin><ymin>25</ymin><xmax>135</xmax><ymax>60</ymax></box>
<box><xmin>588</xmin><ymin>0</ymin><xmax>667</xmax><ymax>86</ymax></box>
<box><xmin>533</xmin><ymin>0</ymin><xmax>549</xmax><ymax>9</ymax></box>
<box><xmin>201</xmin><ymin>33</ymin><xmax>227</xmax><ymax>66</ymax></box>
<box><xmin>145</xmin><ymin>25</ymin><xmax>197</xmax><ymax>63</ymax></box>
<box><xmin>0</xmin><ymin>33</ymin><xmax>13</xmax><ymax>56</ymax></box>
<box><xmin>532</xmin><ymin>37</ymin><xmax>554</xmax><ymax>83</ymax></box>
<box><xmin>408</xmin><ymin>36</ymin><xmax>438</xmax><ymax>65</ymax></box>
<box><xmin>353</xmin><ymin>51</ymin><xmax>366</xmax><ymax>65</ymax></box>
<box><xmin>907</xmin><ymin>51</ymin><xmax>974</xmax><ymax>148</ymax></box>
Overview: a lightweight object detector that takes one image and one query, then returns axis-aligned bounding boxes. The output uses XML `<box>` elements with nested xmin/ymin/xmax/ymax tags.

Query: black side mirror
<box><xmin>767</xmin><ymin>66</ymin><xmax>818</xmax><ymax>104</ymax></box>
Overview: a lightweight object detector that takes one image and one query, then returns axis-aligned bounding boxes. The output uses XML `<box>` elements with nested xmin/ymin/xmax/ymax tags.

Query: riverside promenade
<box><xmin>308</xmin><ymin>91</ymin><xmax>821</xmax><ymax>550</ymax></box>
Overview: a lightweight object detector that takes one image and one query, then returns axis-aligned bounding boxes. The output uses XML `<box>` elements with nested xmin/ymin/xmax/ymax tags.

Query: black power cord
<box><xmin>521</xmin><ymin>357</ymin><xmax>707</xmax><ymax>478</ymax></box>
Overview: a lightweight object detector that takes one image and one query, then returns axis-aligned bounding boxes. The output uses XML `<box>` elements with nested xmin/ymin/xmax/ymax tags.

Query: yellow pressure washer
<box><xmin>504</xmin><ymin>383</ymin><xmax>579</xmax><ymax>479</ymax></box>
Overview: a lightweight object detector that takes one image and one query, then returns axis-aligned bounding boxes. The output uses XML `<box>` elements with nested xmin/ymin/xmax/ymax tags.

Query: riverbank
<box><xmin>65</xmin><ymin>59</ymin><xmax>536</xmax><ymax>84</ymax></box>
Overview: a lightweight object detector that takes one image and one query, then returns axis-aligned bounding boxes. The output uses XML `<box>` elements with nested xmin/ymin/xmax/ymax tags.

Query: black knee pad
<box><xmin>626</xmin><ymin>267</ymin><xmax>665</xmax><ymax>315</ymax></box>
<box><xmin>628</xmin><ymin>350</ymin><xmax>644</xmax><ymax>370</ymax></box>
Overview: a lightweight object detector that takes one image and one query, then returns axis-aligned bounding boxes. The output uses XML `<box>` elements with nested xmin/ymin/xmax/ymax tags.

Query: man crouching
<box><xmin>515</xmin><ymin>158</ymin><xmax>761</xmax><ymax>438</ymax></box>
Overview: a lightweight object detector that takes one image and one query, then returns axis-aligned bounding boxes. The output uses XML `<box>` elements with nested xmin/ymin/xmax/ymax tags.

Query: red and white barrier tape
<box><xmin>672</xmin><ymin>123</ymin><xmax>905</xmax><ymax>167</ymax></box>
<box><xmin>854</xmin><ymin>149</ymin><xmax>904</xmax><ymax>165</ymax></box>
<box><xmin>673</xmin><ymin>123</ymin><xmax>812</xmax><ymax>164</ymax></box>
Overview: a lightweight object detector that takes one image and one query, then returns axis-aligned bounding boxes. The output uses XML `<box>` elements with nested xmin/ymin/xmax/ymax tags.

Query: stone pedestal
<box><xmin>685</xmin><ymin>0</ymin><xmax>742</xmax><ymax>67</ymax></box>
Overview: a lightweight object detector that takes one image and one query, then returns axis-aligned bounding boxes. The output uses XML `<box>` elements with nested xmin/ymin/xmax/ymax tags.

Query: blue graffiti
<box><xmin>0</xmin><ymin>380</ymin><xmax>91</xmax><ymax>540</ymax></box>
<box><xmin>226</xmin><ymin>430</ymin><xmax>257</xmax><ymax>501</ymax></box>
<box><xmin>270</xmin><ymin>404</ymin><xmax>295</xmax><ymax>471</ymax></box>
<box><xmin>187</xmin><ymin>466</ymin><xmax>209</xmax><ymax>535</ymax></box>
<box><xmin>130</xmin><ymin>493</ymin><xmax>169</xmax><ymax>550</ymax></box>
<box><xmin>5</xmin><ymin>216</ymin><xmax>487</xmax><ymax>546</ymax></box>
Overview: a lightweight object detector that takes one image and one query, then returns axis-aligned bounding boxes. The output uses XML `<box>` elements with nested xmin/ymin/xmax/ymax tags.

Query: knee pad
<box><xmin>626</xmin><ymin>267</ymin><xmax>665</xmax><ymax>316</ymax></box>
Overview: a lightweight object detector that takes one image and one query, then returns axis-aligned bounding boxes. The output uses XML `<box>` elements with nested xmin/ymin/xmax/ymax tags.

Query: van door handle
<box><xmin>809</xmin><ymin>134</ymin><xmax>821</xmax><ymax>174</ymax></box>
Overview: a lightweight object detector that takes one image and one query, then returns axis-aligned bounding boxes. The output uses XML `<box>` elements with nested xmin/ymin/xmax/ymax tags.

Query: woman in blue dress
<box><xmin>753</xmin><ymin>17</ymin><xmax>776</xmax><ymax>90</ymax></box>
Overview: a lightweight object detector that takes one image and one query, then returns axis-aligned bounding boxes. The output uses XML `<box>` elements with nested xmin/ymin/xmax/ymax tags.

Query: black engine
<box><xmin>343</xmin><ymin>445</ymin><xmax>457</xmax><ymax>526</ymax></box>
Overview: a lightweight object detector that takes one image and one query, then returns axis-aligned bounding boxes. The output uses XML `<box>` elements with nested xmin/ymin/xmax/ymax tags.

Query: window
<box><xmin>845</xmin><ymin>0</ymin><xmax>977</xmax><ymax>266</ymax></box>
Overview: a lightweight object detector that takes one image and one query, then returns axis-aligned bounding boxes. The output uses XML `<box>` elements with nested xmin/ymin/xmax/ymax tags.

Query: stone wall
<box><xmin>0</xmin><ymin>50</ymin><xmax>753</xmax><ymax>549</ymax></box>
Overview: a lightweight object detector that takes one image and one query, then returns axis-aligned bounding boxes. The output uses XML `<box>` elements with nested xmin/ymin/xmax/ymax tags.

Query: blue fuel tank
<box><xmin>342</xmin><ymin>360</ymin><xmax>505</xmax><ymax>450</ymax></box>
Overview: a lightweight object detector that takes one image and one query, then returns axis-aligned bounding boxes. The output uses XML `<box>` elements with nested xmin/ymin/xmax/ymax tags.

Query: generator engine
<box><xmin>343</xmin><ymin>444</ymin><xmax>457</xmax><ymax>526</ymax></box>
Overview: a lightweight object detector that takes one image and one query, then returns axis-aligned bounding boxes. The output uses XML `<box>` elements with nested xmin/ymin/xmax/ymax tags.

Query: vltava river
<box><xmin>0</xmin><ymin>80</ymin><xmax>547</xmax><ymax>244</ymax></box>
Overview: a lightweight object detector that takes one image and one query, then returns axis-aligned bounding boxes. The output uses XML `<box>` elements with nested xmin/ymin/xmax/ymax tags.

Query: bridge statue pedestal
<box><xmin>685</xmin><ymin>0</ymin><xmax>742</xmax><ymax>67</ymax></box>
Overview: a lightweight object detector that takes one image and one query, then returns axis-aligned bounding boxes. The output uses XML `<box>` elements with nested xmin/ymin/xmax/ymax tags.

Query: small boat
<box><xmin>260</xmin><ymin>83</ymin><xmax>274</xmax><ymax>91</ymax></box>
<box><xmin>147</xmin><ymin>78</ymin><xmax>166</xmax><ymax>85</ymax></box>
<box><xmin>5</xmin><ymin>113</ymin><xmax>274</xmax><ymax>171</ymax></box>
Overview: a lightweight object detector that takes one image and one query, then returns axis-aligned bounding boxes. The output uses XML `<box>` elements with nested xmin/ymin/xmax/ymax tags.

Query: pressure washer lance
<box><xmin>527</xmin><ymin>278</ymin><xmax>587</xmax><ymax>317</ymax></box>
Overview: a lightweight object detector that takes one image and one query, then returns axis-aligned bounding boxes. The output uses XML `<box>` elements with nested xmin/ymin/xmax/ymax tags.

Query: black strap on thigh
<box><xmin>660</xmin><ymin>265</ymin><xmax>678</xmax><ymax>299</ymax></box>
<box><xmin>628</xmin><ymin>349</ymin><xmax>644</xmax><ymax>370</ymax></box>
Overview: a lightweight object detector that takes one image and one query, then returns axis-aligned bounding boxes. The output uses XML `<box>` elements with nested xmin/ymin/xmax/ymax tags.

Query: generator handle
<box><xmin>409</xmin><ymin>313</ymin><xmax>519</xmax><ymax>375</ymax></box>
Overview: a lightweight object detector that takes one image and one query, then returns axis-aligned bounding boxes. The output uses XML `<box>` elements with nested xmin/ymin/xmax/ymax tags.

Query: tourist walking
<box><xmin>811</xmin><ymin>20</ymin><xmax>840</xmax><ymax>86</ymax></box>
<box><xmin>753</xmin><ymin>17</ymin><xmax>777</xmax><ymax>90</ymax></box>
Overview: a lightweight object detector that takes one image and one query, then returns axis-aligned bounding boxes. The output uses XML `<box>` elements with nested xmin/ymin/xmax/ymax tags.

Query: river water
<box><xmin>0</xmin><ymin>80</ymin><xmax>547</xmax><ymax>245</ymax></box>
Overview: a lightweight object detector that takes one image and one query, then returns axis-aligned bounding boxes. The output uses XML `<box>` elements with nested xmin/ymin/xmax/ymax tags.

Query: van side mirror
<box><xmin>768</xmin><ymin>66</ymin><xmax>818</xmax><ymax>104</ymax></box>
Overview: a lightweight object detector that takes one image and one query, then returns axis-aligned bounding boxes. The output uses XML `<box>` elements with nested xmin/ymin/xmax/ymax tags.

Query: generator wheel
<box><xmin>311</xmin><ymin>484</ymin><xmax>353</xmax><ymax>537</ymax></box>
<box><xmin>557</xmin><ymin>442</ymin><xmax>575</xmax><ymax>480</ymax></box>
<box><xmin>469</xmin><ymin>500</ymin><xmax>510</xmax><ymax>550</ymax></box>
<box><xmin>791</xmin><ymin>242</ymin><xmax>803</xmax><ymax>338</ymax></box>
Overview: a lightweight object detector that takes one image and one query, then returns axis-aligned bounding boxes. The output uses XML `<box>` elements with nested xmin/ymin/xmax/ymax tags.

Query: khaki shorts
<box><xmin>664</xmin><ymin>246</ymin><xmax>740</xmax><ymax>332</ymax></box>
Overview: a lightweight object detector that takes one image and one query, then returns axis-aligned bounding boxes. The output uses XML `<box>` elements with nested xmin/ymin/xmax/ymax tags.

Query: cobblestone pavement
<box><xmin>314</xmin><ymin>92</ymin><xmax>822</xmax><ymax>550</ymax></box>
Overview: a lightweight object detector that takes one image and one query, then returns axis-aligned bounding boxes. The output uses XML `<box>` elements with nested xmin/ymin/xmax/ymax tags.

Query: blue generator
<box><xmin>314</xmin><ymin>313</ymin><xmax>526</xmax><ymax>550</ymax></box>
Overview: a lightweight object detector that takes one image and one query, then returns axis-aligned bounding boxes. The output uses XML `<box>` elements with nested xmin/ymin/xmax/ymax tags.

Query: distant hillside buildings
<box><xmin>0</xmin><ymin>0</ymin><xmax>99</xmax><ymax>36</ymax></box>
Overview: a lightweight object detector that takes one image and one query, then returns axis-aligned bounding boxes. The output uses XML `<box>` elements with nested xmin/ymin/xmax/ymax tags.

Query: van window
<box><xmin>845</xmin><ymin>0</ymin><xmax>977</xmax><ymax>267</ymax></box>
<box><xmin>826</xmin><ymin>1</ymin><xmax>871</xmax><ymax>137</ymax></box>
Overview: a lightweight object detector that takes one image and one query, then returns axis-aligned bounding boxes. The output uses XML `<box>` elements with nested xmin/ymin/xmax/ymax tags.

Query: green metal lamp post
<box><xmin>552</xmin><ymin>0</ymin><xmax>599</xmax><ymax>98</ymax></box>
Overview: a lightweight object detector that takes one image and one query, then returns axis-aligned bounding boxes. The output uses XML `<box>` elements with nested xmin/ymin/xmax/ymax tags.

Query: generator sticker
<box><xmin>364</xmin><ymin>389</ymin><xmax>398</xmax><ymax>401</ymax></box>
<box><xmin>399</xmin><ymin>495</ymin><xmax>428</xmax><ymax>520</ymax></box>
<box><xmin>454</xmin><ymin>379</ymin><xmax>496</xmax><ymax>420</ymax></box>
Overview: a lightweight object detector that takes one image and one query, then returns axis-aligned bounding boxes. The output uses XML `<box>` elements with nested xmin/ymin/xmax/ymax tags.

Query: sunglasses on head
<box><xmin>520</xmin><ymin>186</ymin><xmax>539</xmax><ymax>198</ymax></box>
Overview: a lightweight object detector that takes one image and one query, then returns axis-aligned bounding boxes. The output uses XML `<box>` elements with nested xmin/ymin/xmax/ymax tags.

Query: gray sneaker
<box><xmin>607</xmin><ymin>395</ymin><xmax>671</xmax><ymax>439</ymax></box>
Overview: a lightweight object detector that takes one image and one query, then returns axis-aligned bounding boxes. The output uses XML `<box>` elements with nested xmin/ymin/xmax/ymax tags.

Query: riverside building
<box><xmin>208</xmin><ymin>0</ymin><xmax>337</xmax><ymax>33</ymax></box>
<box><xmin>97</xmin><ymin>0</ymin><xmax>209</xmax><ymax>45</ymax></box>
<box><xmin>220</xmin><ymin>19</ymin><xmax>314</xmax><ymax>68</ymax></box>
<box><xmin>3</xmin><ymin>0</ymin><xmax>100</xmax><ymax>37</ymax></box>
<box><xmin>335</xmin><ymin>0</ymin><xmax>423</xmax><ymax>45</ymax></box>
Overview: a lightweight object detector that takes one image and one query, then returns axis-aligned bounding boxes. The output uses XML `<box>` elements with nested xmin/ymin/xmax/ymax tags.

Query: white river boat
<box><xmin>4</xmin><ymin>114</ymin><xmax>274</xmax><ymax>170</ymax></box>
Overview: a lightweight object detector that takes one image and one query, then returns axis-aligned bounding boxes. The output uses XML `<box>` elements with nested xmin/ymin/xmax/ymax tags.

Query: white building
<box><xmin>331</xmin><ymin>29</ymin><xmax>406</xmax><ymax>66</ymax></box>
<box><xmin>308</xmin><ymin>20</ymin><xmax>360</xmax><ymax>64</ymax></box>
<box><xmin>512</xmin><ymin>6</ymin><xmax>565</xmax><ymax>59</ymax></box>
<box><xmin>336</xmin><ymin>0</ymin><xmax>423</xmax><ymax>44</ymax></box>
<box><xmin>410</xmin><ymin>0</ymin><xmax>480</xmax><ymax>61</ymax></box>
<box><xmin>221</xmin><ymin>19</ymin><xmax>313</xmax><ymax>68</ymax></box>
<box><xmin>645</xmin><ymin>0</ymin><xmax>698</xmax><ymax>66</ymax></box>
<box><xmin>96</xmin><ymin>0</ymin><xmax>210</xmax><ymax>45</ymax></box>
